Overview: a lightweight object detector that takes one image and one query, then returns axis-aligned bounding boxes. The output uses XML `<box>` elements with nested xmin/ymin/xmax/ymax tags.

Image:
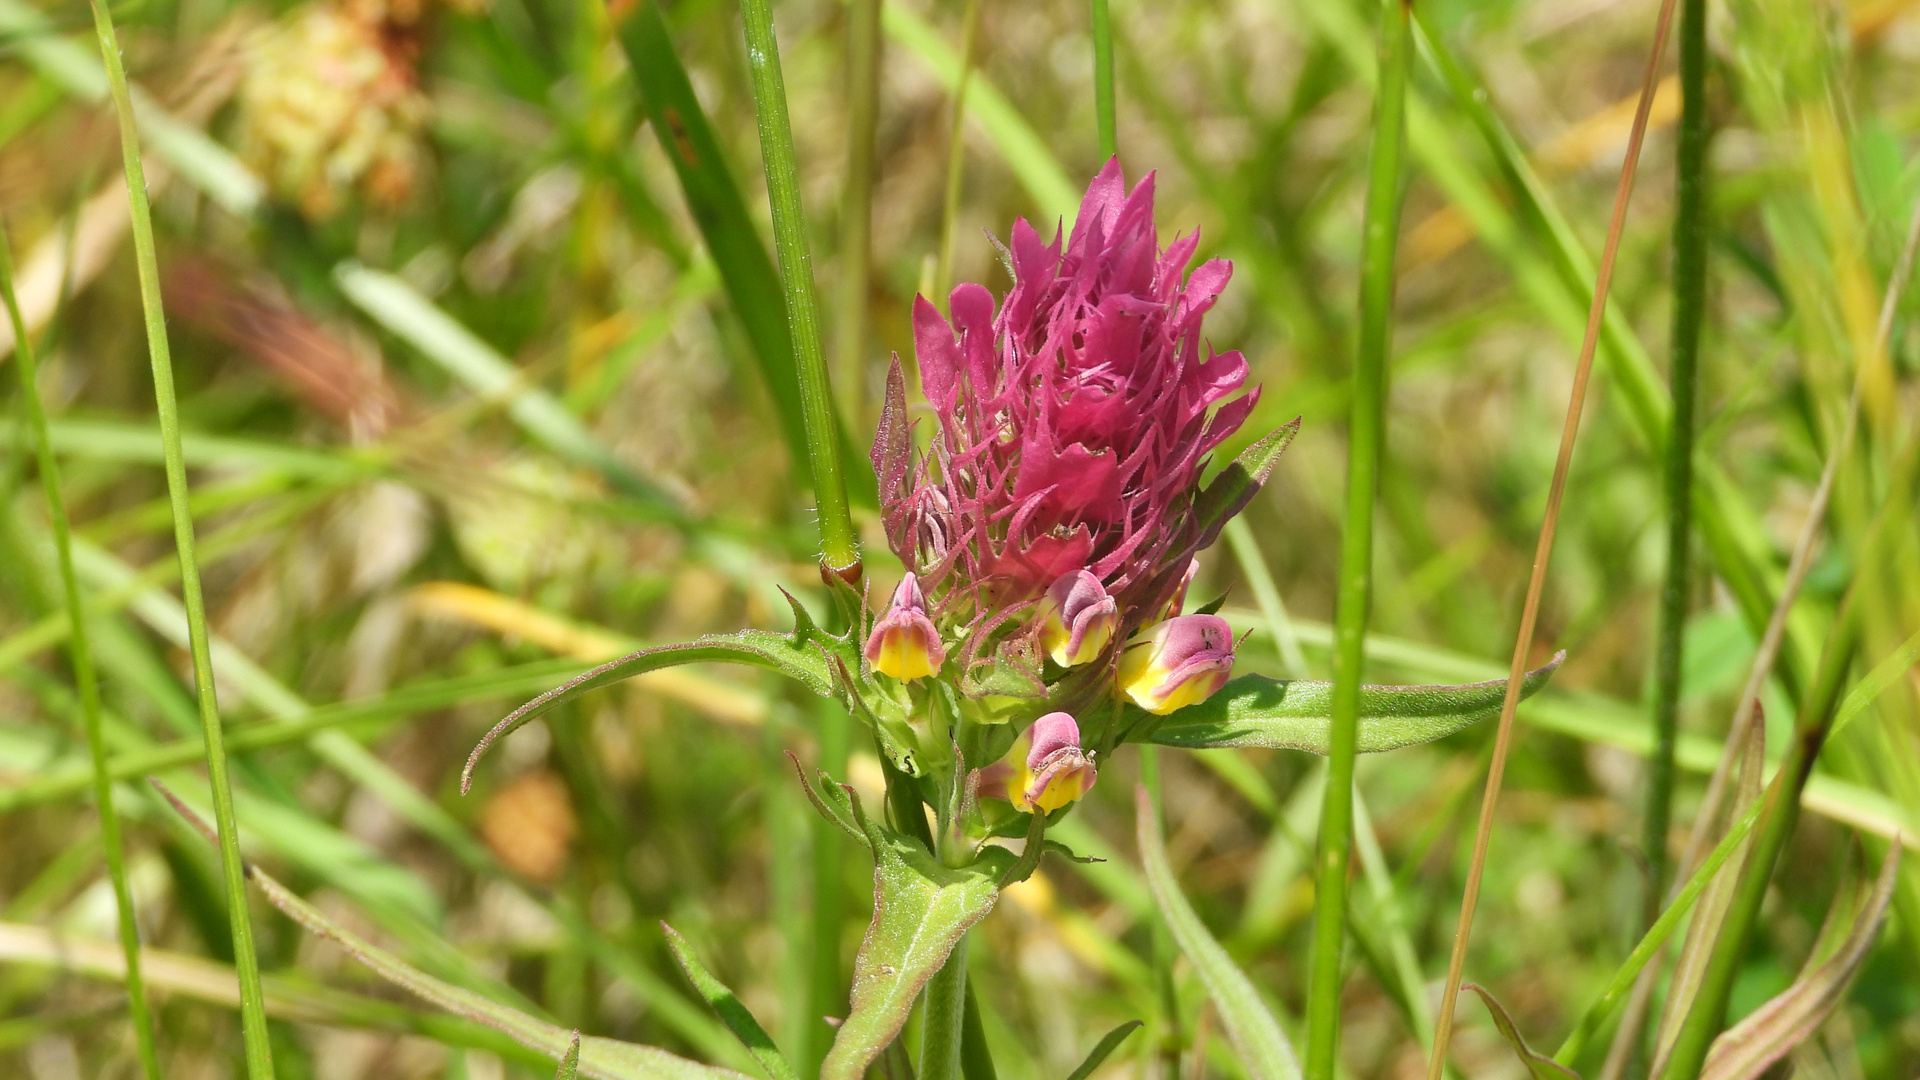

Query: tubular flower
<box><xmin>865</xmin><ymin>573</ymin><xmax>946</xmax><ymax>681</ymax></box>
<box><xmin>1116</xmin><ymin>614</ymin><xmax>1235</xmax><ymax>715</ymax></box>
<box><xmin>1036</xmin><ymin>571</ymin><xmax>1118</xmax><ymax>667</ymax></box>
<box><xmin>1008</xmin><ymin>712</ymin><xmax>1097</xmax><ymax>813</ymax></box>
<box><xmin>872</xmin><ymin>160</ymin><xmax>1260</xmax><ymax>672</ymax></box>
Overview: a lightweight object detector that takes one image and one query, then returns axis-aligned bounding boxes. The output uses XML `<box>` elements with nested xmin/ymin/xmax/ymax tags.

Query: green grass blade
<box><xmin>738</xmin><ymin>0</ymin><xmax>859</xmax><ymax>577</ymax></box>
<box><xmin>833</xmin><ymin>0</ymin><xmax>883</xmax><ymax>429</ymax></box>
<box><xmin>664</xmin><ymin>925</ymin><xmax>800</xmax><ymax>1080</ymax></box>
<box><xmin>1136</xmin><ymin>784</ymin><xmax>1300</xmax><ymax>1080</ymax></box>
<box><xmin>0</xmin><ymin>215</ymin><xmax>161</xmax><ymax>1079</ymax></box>
<box><xmin>932</xmin><ymin>0</ymin><xmax>982</xmax><ymax>306</ymax></box>
<box><xmin>1306</xmin><ymin>0</ymin><xmax>1411</xmax><ymax>1072</ymax></box>
<box><xmin>1644</xmin><ymin>0</ymin><xmax>1711</xmax><ymax>924</ymax></box>
<box><xmin>1089</xmin><ymin>0</ymin><xmax>1116</xmax><ymax>158</ymax></box>
<box><xmin>1065</xmin><ymin>1020</ymin><xmax>1141</xmax><ymax>1080</ymax></box>
<box><xmin>331</xmin><ymin>263</ymin><xmax>682</xmax><ymax>514</ymax></box>
<box><xmin>86</xmin><ymin>2</ymin><xmax>274</xmax><ymax>1073</ymax></box>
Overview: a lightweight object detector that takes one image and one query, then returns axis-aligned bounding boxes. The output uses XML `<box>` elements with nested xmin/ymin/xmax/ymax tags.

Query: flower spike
<box><xmin>865</xmin><ymin>573</ymin><xmax>946</xmax><ymax>681</ymax></box>
<box><xmin>1116</xmin><ymin>613</ymin><xmax>1235</xmax><ymax>714</ymax></box>
<box><xmin>1036</xmin><ymin>570</ymin><xmax>1119</xmax><ymax>667</ymax></box>
<box><xmin>1009</xmin><ymin>712</ymin><xmax>1097</xmax><ymax>813</ymax></box>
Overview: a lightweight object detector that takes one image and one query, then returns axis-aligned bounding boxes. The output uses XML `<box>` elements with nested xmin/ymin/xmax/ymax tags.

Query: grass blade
<box><xmin>1136</xmin><ymin>784</ymin><xmax>1301</xmax><ymax>1080</ymax></box>
<box><xmin>664</xmin><ymin>924</ymin><xmax>801</xmax><ymax>1080</ymax></box>
<box><xmin>1065</xmin><ymin>1020</ymin><xmax>1142</xmax><ymax>1080</ymax></box>
<box><xmin>1089</xmin><ymin>0</ymin><xmax>1116</xmax><ymax>158</ymax></box>
<box><xmin>738</xmin><ymin>0</ymin><xmax>860</xmax><ymax>578</ymax></box>
<box><xmin>1423</xmin><ymin>0</ymin><xmax>1679</xmax><ymax>1071</ymax></box>
<box><xmin>0</xmin><ymin>216</ymin><xmax>160</xmax><ymax>1078</ymax></box>
<box><xmin>86</xmin><ymin>2</ymin><xmax>274</xmax><ymax>1073</ymax></box>
<box><xmin>1305</xmin><ymin>0</ymin><xmax>1411</xmax><ymax>1072</ymax></box>
<box><xmin>932</xmin><ymin>0</ymin><xmax>983</xmax><ymax>307</ymax></box>
<box><xmin>833</xmin><ymin>0</ymin><xmax>883</xmax><ymax>428</ymax></box>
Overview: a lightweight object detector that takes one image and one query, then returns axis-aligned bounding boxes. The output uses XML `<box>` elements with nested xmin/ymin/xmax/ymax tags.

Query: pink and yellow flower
<box><xmin>1116</xmin><ymin>614</ymin><xmax>1235</xmax><ymax>714</ymax></box>
<box><xmin>865</xmin><ymin>573</ymin><xmax>946</xmax><ymax>681</ymax></box>
<box><xmin>1035</xmin><ymin>570</ymin><xmax>1118</xmax><ymax>667</ymax></box>
<box><xmin>1006</xmin><ymin>712</ymin><xmax>1098</xmax><ymax>813</ymax></box>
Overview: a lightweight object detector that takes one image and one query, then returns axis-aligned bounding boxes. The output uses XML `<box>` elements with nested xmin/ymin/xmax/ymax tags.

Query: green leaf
<box><xmin>819</xmin><ymin>791</ymin><xmax>1007</xmax><ymax>1080</ymax></box>
<box><xmin>664</xmin><ymin>924</ymin><xmax>801</xmax><ymax>1080</ymax></box>
<box><xmin>155</xmin><ymin>783</ymin><xmax>750</xmax><ymax>1080</ymax></box>
<box><xmin>1136</xmin><ymin>785</ymin><xmax>1300</xmax><ymax>1080</ymax></box>
<box><xmin>464</xmin><ymin>628</ymin><xmax>847</xmax><ymax>791</ymax></box>
<box><xmin>1064</xmin><ymin>1020</ymin><xmax>1143</xmax><ymax>1080</ymax></box>
<box><xmin>1465</xmin><ymin>985</ymin><xmax>1580</xmax><ymax>1080</ymax></box>
<box><xmin>1698</xmin><ymin>846</ymin><xmax>1900</xmax><ymax>1080</ymax></box>
<box><xmin>1191</xmin><ymin>419</ymin><xmax>1302</xmax><ymax>543</ymax></box>
<box><xmin>1146</xmin><ymin>653</ymin><xmax>1562</xmax><ymax>752</ymax></box>
<box><xmin>557</xmin><ymin>1032</ymin><xmax>582</xmax><ymax>1080</ymax></box>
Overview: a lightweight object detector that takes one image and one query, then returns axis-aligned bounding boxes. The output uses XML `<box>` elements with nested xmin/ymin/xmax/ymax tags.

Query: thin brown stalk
<box><xmin>1422</xmin><ymin>0</ymin><xmax>1681</xmax><ymax>1072</ymax></box>
<box><xmin>1595</xmin><ymin>184</ymin><xmax>1920</xmax><ymax>1080</ymax></box>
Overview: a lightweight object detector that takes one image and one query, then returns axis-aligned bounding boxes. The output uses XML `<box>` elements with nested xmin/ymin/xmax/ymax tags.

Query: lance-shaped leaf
<box><xmin>1190</xmin><ymin>419</ymin><xmax>1302</xmax><ymax>546</ymax></box>
<box><xmin>153</xmin><ymin>782</ymin><xmax>752</xmax><ymax>1080</ymax></box>
<box><xmin>1065</xmin><ymin>1020</ymin><xmax>1143</xmax><ymax>1080</ymax></box>
<box><xmin>1144</xmin><ymin>654</ymin><xmax>1562</xmax><ymax>752</ymax></box>
<box><xmin>1698</xmin><ymin>845</ymin><xmax>1901</xmax><ymax>1080</ymax></box>
<box><xmin>820</xmin><ymin>782</ymin><xmax>1009</xmax><ymax>1080</ymax></box>
<box><xmin>1467</xmin><ymin>985</ymin><xmax>1580</xmax><ymax>1080</ymax></box>
<box><xmin>1137</xmin><ymin>785</ymin><xmax>1300</xmax><ymax>1080</ymax></box>
<box><xmin>664</xmin><ymin>925</ymin><xmax>800</xmax><ymax>1080</ymax></box>
<box><xmin>465</xmin><ymin>607</ymin><xmax>853</xmax><ymax>791</ymax></box>
<box><xmin>557</xmin><ymin>1032</ymin><xmax>582</xmax><ymax>1080</ymax></box>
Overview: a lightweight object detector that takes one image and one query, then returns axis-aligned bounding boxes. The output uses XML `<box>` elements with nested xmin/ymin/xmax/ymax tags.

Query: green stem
<box><xmin>833</xmin><ymin>0</ymin><xmax>883</xmax><ymax>430</ymax></box>
<box><xmin>0</xmin><ymin>222</ymin><xmax>162</xmax><ymax>1080</ymax></box>
<box><xmin>919</xmin><ymin>932</ymin><xmax>969</xmax><ymax>1080</ymax></box>
<box><xmin>1304</xmin><ymin>1</ymin><xmax>1410</xmax><ymax>1076</ymax></box>
<box><xmin>738</xmin><ymin>0</ymin><xmax>861</xmax><ymax>578</ymax></box>
<box><xmin>1644</xmin><ymin>0</ymin><xmax>1709</xmax><ymax>927</ymax></box>
<box><xmin>88</xmin><ymin>2</ymin><xmax>275</xmax><ymax>1075</ymax></box>
<box><xmin>1090</xmin><ymin>0</ymin><xmax>1116</xmax><ymax>158</ymax></box>
<box><xmin>1138</xmin><ymin>745</ymin><xmax>1181</xmax><ymax>1080</ymax></box>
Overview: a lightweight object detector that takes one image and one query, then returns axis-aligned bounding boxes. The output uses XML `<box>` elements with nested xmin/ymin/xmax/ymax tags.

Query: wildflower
<box><xmin>874</xmin><ymin>160</ymin><xmax>1260</xmax><ymax>671</ymax></box>
<box><xmin>865</xmin><ymin>573</ymin><xmax>946</xmax><ymax>681</ymax></box>
<box><xmin>1007</xmin><ymin>712</ymin><xmax>1097</xmax><ymax>813</ymax></box>
<box><xmin>1116</xmin><ymin>614</ymin><xmax>1235</xmax><ymax>714</ymax></box>
<box><xmin>1036</xmin><ymin>570</ymin><xmax>1118</xmax><ymax>667</ymax></box>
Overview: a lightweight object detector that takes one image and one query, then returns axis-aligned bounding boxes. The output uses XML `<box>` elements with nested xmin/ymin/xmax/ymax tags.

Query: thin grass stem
<box><xmin>1423</xmin><ymin>0</ymin><xmax>1679</xmax><ymax>1072</ymax></box>
<box><xmin>739</xmin><ymin>0</ymin><xmax>861</xmax><ymax>579</ymax></box>
<box><xmin>1090</xmin><ymin>0</ymin><xmax>1116</xmax><ymax>159</ymax></box>
<box><xmin>87</xmin><ymin>1</ymin><xmax>275</xmax><ymax>1074</ymax></box>
<box><xmin>0</xmin><ymin>219</ymin><xmax>162</xmax><ymax>1080</ymax></box>
<box><xmin>1304</xmin><ymin>1</ymin><xmax>1411</xmax><ymax>1074</ymax></box>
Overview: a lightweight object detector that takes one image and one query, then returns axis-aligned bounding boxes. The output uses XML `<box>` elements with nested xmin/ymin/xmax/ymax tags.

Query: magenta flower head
<box><xmin>1007</xmin><ymin>712</ymin><xmax>1097</xmax><ymax>813</ymax></box>
<box><xmin>872</xmin><ymin>160</ymin><xmax>1263</xmax><ymax>675</ymax></box>
<box><xmin>865</xmin><ymin>573</ymin><xmax>946</xmax><ymax>681</ymax></box>
<box><xmin>1036</xmin><ymin>570</ymin><xmax>1119</xmax><ymax>667</ymax></box>
<box><xmin>1116</xmin><ymin>614</ymin><xmax>1236</xmax><ymax>715</ymax></box>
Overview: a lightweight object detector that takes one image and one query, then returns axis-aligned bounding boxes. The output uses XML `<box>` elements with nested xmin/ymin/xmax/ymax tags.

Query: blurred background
<box><xmin>0</xmin><ymin>0</ymin><xmax>1917</xmax><ymax>1075</ymax></box>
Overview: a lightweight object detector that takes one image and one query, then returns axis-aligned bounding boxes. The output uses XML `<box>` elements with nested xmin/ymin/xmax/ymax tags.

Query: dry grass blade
<box><xmin>1697</xmin><ymin>845</ymin><xmax>1901</xmax><ymax>1080</ymax></box>
<box><xmin>1424</xmin><ymin>0</ymin><xmax>1682</xmax><ymax>1071</ymax></box>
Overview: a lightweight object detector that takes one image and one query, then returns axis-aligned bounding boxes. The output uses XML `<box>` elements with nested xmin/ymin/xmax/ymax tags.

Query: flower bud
<box><xmin>865</xmin><ymin>573</ymin><xmax>946</xmax><ymax>681</ymax></box>
<box><xmin>1115</xmin><ymin>613</ymin><xmax>1235</xmax><ymax>714</ymax></box>
<box><xmin>1036</xmin><ymin>570</ymin><xmax>1119</xmax><ymax>667</ymax></box>
<box><xmin>1007</xmin><ymin>712</ymin><xmax>1097</xmax><ymax>813</ymax></box>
